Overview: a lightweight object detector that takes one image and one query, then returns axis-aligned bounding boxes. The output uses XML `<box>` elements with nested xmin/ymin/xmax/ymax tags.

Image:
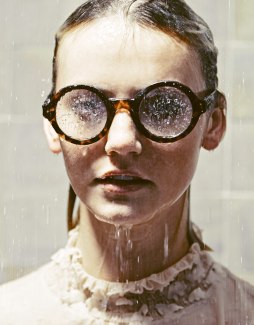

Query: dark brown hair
<box><xmin>51</xmin><ymin>0</ymin><xmax>218</xmax><ymax>96</ymax></box>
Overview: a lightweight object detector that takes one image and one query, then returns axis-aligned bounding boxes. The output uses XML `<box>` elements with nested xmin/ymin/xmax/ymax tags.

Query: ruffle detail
<box><xmin>47</xmin><ymin>226</ymin><xmax>213</xmax><ymax>310</ymax></box>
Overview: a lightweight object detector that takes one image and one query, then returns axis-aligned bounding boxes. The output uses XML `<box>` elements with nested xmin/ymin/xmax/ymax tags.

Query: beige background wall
<box><xmin>1</xmin><ymin>0</ymin><xmax>254</xmax><ymax>284</ymax></box>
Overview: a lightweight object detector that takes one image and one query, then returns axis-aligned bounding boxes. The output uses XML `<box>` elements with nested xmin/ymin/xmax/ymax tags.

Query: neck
<box><xmin>76</xmin><ymin>192</ymin><xmax>190</xmax><ymax>282</ymax></box>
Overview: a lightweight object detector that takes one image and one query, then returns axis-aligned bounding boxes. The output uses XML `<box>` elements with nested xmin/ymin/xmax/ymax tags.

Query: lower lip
<box><xmin>94</xmin><ymin>179</ymin><xmax>152</xmax><ymax>194</ymax></box>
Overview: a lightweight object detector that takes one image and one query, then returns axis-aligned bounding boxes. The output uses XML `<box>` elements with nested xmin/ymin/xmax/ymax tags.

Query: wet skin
<box><xmin>56</xmin><ymin>16</ymin><xmax>208</xmax><ymax>227</ymax></box>
<box><xmin>48</xmin><ymin>16</ymin><xmax>225</xmax><ymax>280</ymax></box>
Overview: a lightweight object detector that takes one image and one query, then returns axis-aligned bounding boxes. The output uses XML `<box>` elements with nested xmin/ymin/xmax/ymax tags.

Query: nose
<box><xmin>105</xmin><ymin>111</ymin><xmax>142</xmax><ymax>156</ymax></box>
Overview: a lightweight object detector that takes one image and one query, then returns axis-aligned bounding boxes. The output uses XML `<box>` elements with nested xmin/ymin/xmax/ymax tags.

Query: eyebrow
<box><xmin>91</xmin><ymin>85</ymin><xmax>142</xmax><ymax>99</ymax></box>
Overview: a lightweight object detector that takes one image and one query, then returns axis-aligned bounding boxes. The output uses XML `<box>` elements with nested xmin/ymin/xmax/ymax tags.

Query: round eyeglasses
<box><xmin>42</xmin><ymin>81</ymin><xmax>217</xmax><ymax>145</ymax></box>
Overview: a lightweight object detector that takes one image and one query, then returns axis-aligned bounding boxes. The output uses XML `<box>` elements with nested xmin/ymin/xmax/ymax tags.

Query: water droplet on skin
<box><xmin>127</xmin><ymin>239</ymin><xmax>133</xmax><ymax>252</ymax></box>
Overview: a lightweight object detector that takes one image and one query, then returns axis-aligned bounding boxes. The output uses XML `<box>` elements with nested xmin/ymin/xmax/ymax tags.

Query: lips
<box><xmin>94</xmin><ymin>171</ymin><xmax>152</xmax><ymax>193</ymax></box>
<box><xmin>97</xmin><ymin>175</ymin><xmax>148</xmax><ymax>185</ymax></box>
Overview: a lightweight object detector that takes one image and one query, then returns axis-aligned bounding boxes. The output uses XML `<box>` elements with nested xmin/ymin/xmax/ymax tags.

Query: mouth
<box><xmin>94</xmin><ymin>173</ymin><xmax>153</xmax><ymax>193</ymax></box>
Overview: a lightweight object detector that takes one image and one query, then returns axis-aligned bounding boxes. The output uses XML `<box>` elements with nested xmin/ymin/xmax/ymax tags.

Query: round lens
<box><xmin>56</xmin><ymin>88</ymin><xmax>108</xmax><ymax>141</ymax></box>
<box><xmin>139</xmin><ymin>86</ymin><xmax>193</xmax><ymax>138</ymax></box>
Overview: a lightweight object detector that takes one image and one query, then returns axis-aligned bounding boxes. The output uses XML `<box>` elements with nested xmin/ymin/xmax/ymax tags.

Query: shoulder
<box><xmin>214</xmin><ymin>261</ymin><xmax>254</xmax><ymax>299</ymax></box>
<box><xmin>211</xmin><ymin>260</ymin><xmax>254</xmax><ymax>324</ymax></box>
<box><xmin>0</xmin><ymin>264</ymin><xmax>74</xmax><ymax>325</ymax></box>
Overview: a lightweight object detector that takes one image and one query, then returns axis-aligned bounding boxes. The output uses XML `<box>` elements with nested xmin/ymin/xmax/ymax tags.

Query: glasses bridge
<box><xmin>110</xmin><ymin>99</ymin><xmax>135</xmax><ymax>112</ymax></box>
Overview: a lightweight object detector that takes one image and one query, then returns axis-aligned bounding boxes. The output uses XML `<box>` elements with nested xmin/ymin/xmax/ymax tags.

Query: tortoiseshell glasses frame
<box><xmin>42</xmin><ymin>81</ymin><xmax>217</xmax><ymax>145</ymax></box>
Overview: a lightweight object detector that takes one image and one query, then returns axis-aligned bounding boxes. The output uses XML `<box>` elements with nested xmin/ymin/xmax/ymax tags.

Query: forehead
<box><xmin>56</xmin><ymin>15</ymin><xmax>205</xmax><ymax>95</ymax></box>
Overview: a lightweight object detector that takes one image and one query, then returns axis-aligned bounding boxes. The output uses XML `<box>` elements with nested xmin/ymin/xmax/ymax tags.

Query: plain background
<box><xmin>1</xmin><ymin>0</ymin><xmax>254</xmax><ymax>284</ymax></box>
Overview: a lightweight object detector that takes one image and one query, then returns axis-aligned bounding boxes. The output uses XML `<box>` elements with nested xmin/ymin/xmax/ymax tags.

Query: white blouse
<box><xmin>0</xmin><ymin>226</ymin><xmax>254</xmax><ymax>325</ymax></box>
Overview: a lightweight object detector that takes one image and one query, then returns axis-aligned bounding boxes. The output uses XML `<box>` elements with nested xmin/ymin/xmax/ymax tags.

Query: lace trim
<box><xmin>47</xmin><ymin>226</ymin><xmax>214</xmax><ymax>315</ymax></box>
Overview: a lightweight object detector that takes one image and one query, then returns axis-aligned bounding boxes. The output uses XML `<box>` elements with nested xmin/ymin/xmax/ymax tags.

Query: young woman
<box><xmin>1</xmin><ymin>0</ymin><xmax>253</xmax><ymax>324</ymax></box>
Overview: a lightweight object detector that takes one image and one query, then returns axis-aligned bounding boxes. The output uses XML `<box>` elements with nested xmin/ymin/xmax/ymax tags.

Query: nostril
<box><xmin>105</xmin><ymin>134</ymin><xmax>142</xmax><ymax>156</ymax></box>
<box><xmin>105</xmin><ymin>141</ymin><xmax>142</xmax><ymax>156</ymax></box>
<box><xmin>104</xmin><ymin>113</ymin><xmax>142</xmax><ymax>156</ymax></box>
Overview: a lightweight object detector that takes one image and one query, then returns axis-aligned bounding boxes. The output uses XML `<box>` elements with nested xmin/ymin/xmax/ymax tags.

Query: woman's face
<box><xmin>56</xmin><ymin>16</ymin><xmax>208</xmax><ymax>226</ymax></box>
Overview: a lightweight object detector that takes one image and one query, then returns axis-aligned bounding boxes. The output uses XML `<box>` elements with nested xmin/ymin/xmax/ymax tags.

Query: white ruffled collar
<box><xmin>46</xmin><ymin>226</ymin><xmax>214</xmax><ymax>321</ymax></box>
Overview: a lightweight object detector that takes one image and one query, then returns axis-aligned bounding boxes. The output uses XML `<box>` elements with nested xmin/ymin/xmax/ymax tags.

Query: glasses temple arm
<box><xmin>202</xmin><ymin>90</ymin><xmax>218</xmax><ymax>111</ymax></box>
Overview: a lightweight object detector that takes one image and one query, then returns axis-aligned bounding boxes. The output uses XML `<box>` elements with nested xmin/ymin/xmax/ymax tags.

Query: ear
<box><xmin>202</xmin><ymin>92</ymin><xmax>227</xmax><ymax>150</ymax></box>
<box><xmin>43</xmin><ymin>118</ymin><xmax>62</xmax><ymax>154</ymax></box>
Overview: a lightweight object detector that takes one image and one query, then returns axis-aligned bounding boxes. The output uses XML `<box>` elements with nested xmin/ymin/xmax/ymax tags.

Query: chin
<box><xmin>88</xmin><ymin>202</ymin><xmax>153</xmax><ymax>226</ymax></box>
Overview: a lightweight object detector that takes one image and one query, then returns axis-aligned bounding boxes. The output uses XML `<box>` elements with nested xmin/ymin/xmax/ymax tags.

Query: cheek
<box><xmin>159</xmin><ymin>145</ymin><xmax>199</xmax><ymax>184</ymax></box>
<box><xmin>60</xmin><ymin>141</ymin><xmax>102</xmax><ymax>188</ymax></box>
<box><xmin>150</xmin><ymin>123</ymin><xmax>204</xmax><ymax>193</ymax></box>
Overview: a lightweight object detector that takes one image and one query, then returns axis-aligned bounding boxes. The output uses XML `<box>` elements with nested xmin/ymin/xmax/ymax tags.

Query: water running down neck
<box><xmin>115</xmin><ymin>224</ymin><xmax>133</xmax><ymax>282</ymax></box>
